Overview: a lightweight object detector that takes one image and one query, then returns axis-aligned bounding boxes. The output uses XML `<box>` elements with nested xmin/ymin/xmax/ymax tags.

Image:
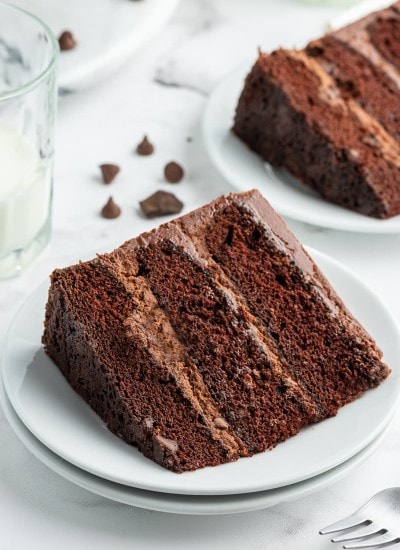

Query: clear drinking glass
<box><xmin>0</xmin><ymin>2</ymin><xmax>58</xmax><ymax>279</ymax></box>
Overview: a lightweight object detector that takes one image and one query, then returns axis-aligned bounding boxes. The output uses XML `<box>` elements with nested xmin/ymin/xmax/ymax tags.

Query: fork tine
<box><xmin>319</xmin><ymin>516</ymin><xmax>370</xmax><ymax>535</ymax></box>
<box><xmin>332</xmin><ymin>526</ymin><xmax>384</xmax><ymax>543</ymax></box>
<box><xmin>343</xmin><ymin>533</ymin><xmax>400</xmax><ymax>549</ymax></box>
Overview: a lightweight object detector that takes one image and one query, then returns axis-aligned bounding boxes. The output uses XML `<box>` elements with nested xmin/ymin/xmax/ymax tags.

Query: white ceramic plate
<box><xmin>11</xmin><ymin>0</ymin><xmax>180</xmax><ymax>92</ymax></box>
<box><xmin>0</xmin><ymin>378</ymin><xmax>394</xmax><ymax>515</ymax></box>
<box><xmin>2</xmin><ymin>247</ymin><xmax>400</xmax><ymax>495</ymax></box>
<box><xmin>202</xmin><ymin>64</ymin><xmax>400</xmax><ymax>233</ymax></box>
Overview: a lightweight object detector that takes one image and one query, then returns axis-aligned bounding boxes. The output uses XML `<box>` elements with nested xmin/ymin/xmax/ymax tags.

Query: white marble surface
<box><xmin>1</xmin><ymin>0</ymin><xmax>400</xmax><ymax>548</ymax></box>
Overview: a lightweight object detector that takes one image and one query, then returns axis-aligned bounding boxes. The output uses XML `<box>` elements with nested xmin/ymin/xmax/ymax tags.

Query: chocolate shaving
<box><xmin>58</xmin><ymin>30</ymin><xmax>77</xmax><ymax>51</ymax></box>
<box><xmin>164</xmin><ymin>161</ymin><xmax>184</xmax><ymax>183</ymax></box>
<box><xmin>136</xmin><ymin>135</ymin><xmax>154</xmax><ymax>156</ymax></box>
<box><xmin>99</xmin><ymin>163</ymin><xmax>120</xmax><ymax>184</ymax></box>
<box><xmin>140</xmin><ymin>190</ymin><xmax>183</xmax><ymax>218</ymax></box>
<box><xmin>101</xmin><ymin>196</ymin><xmax>121</xmax><ymax>219</ymax></box>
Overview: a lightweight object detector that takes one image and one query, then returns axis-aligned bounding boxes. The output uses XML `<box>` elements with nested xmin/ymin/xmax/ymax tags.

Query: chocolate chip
<box><xmin>136</xmin><ymin>135</ymin><xmax>154</xmax><ymax>156</ymax></box>
<box><xmin>99</xmin><ymin>163</ymin><xmax>120</xmax><ymax>184</ymax></box>
<box><xmin>140</xmin><ymin>190</ymin><xmax>183</xmax><ymax>218</ymax></box>
<box><xmin>58</xmin><ymin>30</ymin><xmax>77</xmax><ymax>51</ymax></box>
<box><xmin>164</xmin><ymin>161</ymin><xmax>184</xmax><ymax>183</ymax></box>
<box><xmin>101</xmin><ymin>196</ymin><xmax>121</xmax><ymax>219</ymax></box>
<box><xmin>213</xmin><ymin>417</ymin><xmax>229</xmax><ymax>430</ymax></box>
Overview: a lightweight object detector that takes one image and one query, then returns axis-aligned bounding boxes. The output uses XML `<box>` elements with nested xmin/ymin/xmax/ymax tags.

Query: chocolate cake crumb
<box><xmin>101</xmin><ymin>196</ymin><xmax>121</xmax><ymax>219</ymax></box>
<box><xmin>99</xmin><ymin>164</ymin><xmax>120</xmax><ymax>184</ymax></box>
<box><xmin>164</xmin><ymin>161</ymin><xmax>184</xmax><ymax>183</ymax></box>
<box><xmin>136</xmin><ymin>135</ymin><xmax>154</xmax><ymax>156</ymax></box>
<box><xmin>58</xmin><ymin>30</ymin><xmax>77</xmax><ymax>51</ymax></box>
<box><xmin>140</xmin><ymin>190</ymin><xmax>183</xmax><ymax>218</ymax></box>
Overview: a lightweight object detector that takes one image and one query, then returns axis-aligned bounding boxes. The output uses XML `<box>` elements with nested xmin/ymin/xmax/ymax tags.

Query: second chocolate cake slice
<box><xmin>233</xmin><ymin>2</ymin><xmax>400</xmax><ymax>219</ymax></box>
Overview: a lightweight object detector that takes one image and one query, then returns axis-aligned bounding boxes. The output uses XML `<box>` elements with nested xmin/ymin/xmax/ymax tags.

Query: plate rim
<box><xmin>2</xmin><ymin>247</ymin><xmax>400</xmax><ymax>495</ymax></box>
<box><xmin>61</xmin><ymin>0</ymin><xmax>180</xmax><ymax>90</ymax></box>
<box><xmin>0</xmin><ymin>376</ymin><xmax>395</xmax><ymax>515</ymax></box>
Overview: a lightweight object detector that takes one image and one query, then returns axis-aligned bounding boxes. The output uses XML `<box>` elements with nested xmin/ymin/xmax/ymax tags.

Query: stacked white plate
<box><xmin>2</xmin><ymin>246</ymin><xmax>400</xmax><ymax>515</ymax></box>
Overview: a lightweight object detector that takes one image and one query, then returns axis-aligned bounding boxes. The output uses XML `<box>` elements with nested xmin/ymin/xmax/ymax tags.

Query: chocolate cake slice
<box><xmin>233</xmin><ymin>2</ymin><xmax>400</xmax><ymax>219</ymax></box>
<box><xmin>42</xmin><ymin>190</ymin><xmax>390</xmax><ymax>472</ymax></box>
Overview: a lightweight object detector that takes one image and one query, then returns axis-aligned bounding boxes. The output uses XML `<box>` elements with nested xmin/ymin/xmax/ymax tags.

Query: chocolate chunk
<box><xmin>164</xmin><ymin>161</ymin><xmax>184</xmax><ymax>183</ymax></box>
<box><xmin>143</xmin><ymin>416</ymin><xmax>155</xmax><ymax>429</ymax></box>
<box><xmin>58</xmin><ymin>30</ymin><xmax>77</xmax><ymax>51</ymax></box>
<box><xmin>101</xmin><ymin>196</ymin><xmax>121</xmax><ymax>219</ymax></box>
<box><xmin>140</xmin><ymin>190</ymin><xmax>183</xmax><ymax>218</ymax></box>
<box><xmin>155</xmin><ymin>435</ymin><xmax>179</xmax><ymax>453</ymax></box>
<box><xmin>131</xmin><ymin>424</ymin><xmax>144</xmax><ymax>442</ymax></box>
<box><xmin>213</xmin><ymin>417</ymin><xmax>229</xmax><ymax>430</ymax></box>
<box><xmin>136</xmin><ymin>135</ymin><xmax>154</xmax><ymax>156</ymax></box>
<box><xmin>99</xmin><ymin>163</ymin><xmax>120</xmax><ymax>184</ymax></box>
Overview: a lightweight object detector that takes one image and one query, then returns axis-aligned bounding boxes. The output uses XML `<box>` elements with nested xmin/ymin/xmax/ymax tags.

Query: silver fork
<box><xmin>319</xmin><ymin>488</ymin><xmax>400</xmax><ymax>549</ymax></box>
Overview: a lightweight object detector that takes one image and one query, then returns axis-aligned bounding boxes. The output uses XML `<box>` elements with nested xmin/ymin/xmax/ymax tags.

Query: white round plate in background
<box><xmin>2</xmin><ymin>247</ymin><xmax>399</xmax><ymax>495</ymax></box>
<box><xmin>11</xmin><ymin>0</ymin><xmax>180</xmax><ymax>92</ymax></box>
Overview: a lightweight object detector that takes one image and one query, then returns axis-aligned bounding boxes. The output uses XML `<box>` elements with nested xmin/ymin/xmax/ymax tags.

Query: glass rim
<box><xmin>0</xmin><ymin>1</ymin><xmax>59</xmax><ymax>101</ymax></box>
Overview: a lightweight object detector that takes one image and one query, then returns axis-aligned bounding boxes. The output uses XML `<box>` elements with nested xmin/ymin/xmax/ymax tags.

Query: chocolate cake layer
<box><xmin>306</xmin><ymin>35</ymin><xmax>400</xmax><ymax>142</ymax></box>
<box><xmin>43</xmin><ymin>190</ymin><xmax>390</xmax><ymax>472</ymax></box>
<box><xmin>131</xmin><ymin>229</ymin><xmax>316</xmax><ymax>453</ymax></box>
<box><xmin>233</xmin><ymin>1</ymin><xmax>400</xmax><ymax>219</ymax></box>
<box><xmin>201</xmin><ymin>197</ymin><xmax>386</xmax><ymax>416</ymax></box>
